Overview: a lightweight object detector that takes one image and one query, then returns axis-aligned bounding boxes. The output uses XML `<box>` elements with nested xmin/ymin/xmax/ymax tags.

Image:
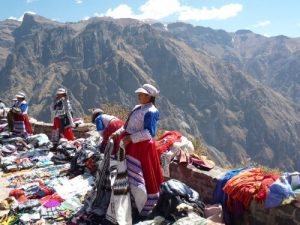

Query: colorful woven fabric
<box><xmin>223</xmin><ymin>168</ymin><xmax>278</xmax><ymax>209</ymax></box>
<box><xmin>255</xmin><ymin>174</ymin><xmax>279</xmax><ymax>202</ymax></box>
<box><xmin>155</xmin><ymin>131</ymin><xmax>182</xmax><ymax>154</ymax></box>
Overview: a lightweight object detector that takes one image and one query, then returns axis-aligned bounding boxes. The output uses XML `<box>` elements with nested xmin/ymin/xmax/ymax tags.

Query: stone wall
<box><xmin>170</xmin><ymin>162</ymin><xmax>300</xmax><ymax>225</ymax></box>
<box><xmin>31</xmin><ymin>120</ymin><xmax>96</xmax><ymax>139</ymax></box>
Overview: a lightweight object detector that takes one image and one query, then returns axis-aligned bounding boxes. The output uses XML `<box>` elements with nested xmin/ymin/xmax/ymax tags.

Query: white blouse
<box><xmin>125</xmin><ymin>103</ymin><xmax>160</xmax><ymax>143</ymax></box>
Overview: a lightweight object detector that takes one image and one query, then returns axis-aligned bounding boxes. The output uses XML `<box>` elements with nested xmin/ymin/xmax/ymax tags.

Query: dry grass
<box><xmin>155</xmin><ymin>128</ymin><xmax>167</xmax><ymax>140</ymax></box>
<box><xmin>232</xmin><ymin>162</ymin><xmax>282</xmax><ymax>176</ymax></box>
<box><xmin>84</xmin><ymin>103</ymin><xmax>130</xmax><ymax>123</ymax></box>
<box><xmin>191</xmin><ymin>137</ymin><xmax>208</xmax><ymax>156</ymax></box>
<box><xmin>254</xmin><ymin>163</ymin><xmax>282</xmax><ymax>175</ymax></box>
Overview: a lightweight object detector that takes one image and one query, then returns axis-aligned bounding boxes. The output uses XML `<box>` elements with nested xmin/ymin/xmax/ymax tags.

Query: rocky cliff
<box><xmin>1</xmin><ymin>14</ymin><xmax>300</xmax><ymax>170</ymax></box>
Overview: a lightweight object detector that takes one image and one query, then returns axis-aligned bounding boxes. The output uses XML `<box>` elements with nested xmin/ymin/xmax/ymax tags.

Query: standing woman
<box><xmin>51</xmin><ymin>88</ymin><xmax>75</xmax><ymax>144</ymax></box>
<box><xmin>114</xmin><ymin>83</ymin><xmax>163</xmax><ymax>216</ymax></box>
<box><xmin>13</xmin><ymin>92</ymin><xmax>33</xmax><ymax>137</ymax></box>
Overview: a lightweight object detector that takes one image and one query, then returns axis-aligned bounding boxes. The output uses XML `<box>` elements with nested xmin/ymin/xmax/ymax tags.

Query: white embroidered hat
<box><xmin>15</xmin><ymin>91</ymin><xmax>26</xmax><ymax>99</ymax></box>
<box><xmin>56</xmin><ymin>88</ymin><xmax>66</xmax><ymax>94</ymax></box>
<box><xmin>135</xmin><ymin>84</ymin><xmax>159</xmax><ymax>97</ymax></box>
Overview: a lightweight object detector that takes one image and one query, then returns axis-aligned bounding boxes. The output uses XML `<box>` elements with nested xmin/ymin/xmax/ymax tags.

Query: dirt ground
<box><xmin>0</xmin><ymin>172</ymin><xmax>11</xmax><ymax>201</ymax></box>
<box><xmin>0</xmin><ymin>171</ymin><xmax>12</xmax><ymax>216</ymax></box>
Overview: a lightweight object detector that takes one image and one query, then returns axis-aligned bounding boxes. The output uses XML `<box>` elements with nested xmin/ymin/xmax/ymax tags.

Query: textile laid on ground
<box><xmin>26</xmin><ymin>134</ymin><xmax>51</xmax><ymax>149</ymax></box>
<box><xmin>70</xmin><ymin>141</ymin><xmax>101</xmax><ymax>175</ymax></box>
<box><xmin>0</xmin><ymin>119</ymin><xmax>102</xmax><ymax>224</ymax></box>
<box><xmin>212</xmin><ymin>167</ymin><xmax>253</xmax><ymax>225</ymax></box>
<box><xmin>223</xmin><ymin>168</ymin><xmax>279</xmax><ymax>210</ymax></box>
<box><xmin>155</xmin><ymin>131</ymin><xmax>182</xmax><ymax>155</ymax></box>
<box><xmin>172</xmin><ymin>215</ymin><xmax>213</xmax><ymax>225</ymax></box>
<box><xmin>255</xmin><ymin>174</ymin><xmax>279</xmax><ymax>202</ymax></box>
<box><xmin>159</xmin><ymin>132</ymin><xmax>215</xmax><ymax>178</ymax></box>
<box><xmin>265</xmin><ymin>173</ymin><xmax>296</xmax><ymax>208</ymax></box>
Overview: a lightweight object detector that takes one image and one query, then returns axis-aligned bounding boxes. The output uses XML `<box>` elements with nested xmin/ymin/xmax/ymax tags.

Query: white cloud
<box><xmin>297</xmin><ymin>23</ymin><xmax>300</xmax><ymax>27</ymax></box>
<box><xmin>83</xmin><ymin>16</ymin><xmax>90</xmax><ymax>20</ymax></box>
<box><xmin>253</xmin><ymin>20</ymin><xmax>271</xmax><ymax>28</ymax></box>
<box><xmin>99</xmin><ymin>4</ymin><xmax>134</xmax><ymax>19</ymax></box>
<box><xmin>262</xmin><ymin>33</ymin><xmax>271</xmax><ymax>37</ymax></box>
<box><xmin>138</xmin><ymin>0</ymin><xmax>181</xmax><ymax>20</ymax></box>
<box><xmin>75</xmin><ymin>0</ymin><xmax>83</xmax><ymax>4</ymax></box>
<box><xmin>26</xmin><ymin>0</ymin><xmax>38</xmax><ymax>3</ymax></box>
<box><xmin>9</xmin><ymin>11</ymin><xmax>37</xmax><ymax>21</ymax></box>
<box><xmin>8</xmin><ymin>16</ymin><xmax>17</xmax><ymax>20</ymax></box>
<box><xmin>99</xmin><ymin>0</ymin><xmax>243</xmax><ymax>21</ymax></box>
<box><xmin>52</xmin><ymin>18</ymin><xmax>62</xmax><ymax>22</ymax></box>
<box><xmin>178</xmin><ymin>3</ymin><xmax>243</xmax><ymax>21</ymax></box>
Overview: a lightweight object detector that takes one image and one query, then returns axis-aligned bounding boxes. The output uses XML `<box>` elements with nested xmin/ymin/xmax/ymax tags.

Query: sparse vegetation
<box><xmin>191</xmin><ymin>137</ymin><xmax>208</xmax><ymax>156</ymax></box>
<box><xmin>232</xmin><ymin>162</ymin><xmax>282</xmax><ymax>176</ymax></box>
<box><xmin>155</xmin><ymin>128</ymin><xmax>167</xmax><ymax>140</ymax></box>
<box><xmin>84</xmin><ymin>103</ymin><xmax>130</xmax><ymax>123</ymax></box>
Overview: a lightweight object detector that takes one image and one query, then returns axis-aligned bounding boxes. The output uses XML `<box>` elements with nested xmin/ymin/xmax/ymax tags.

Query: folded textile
<box><xmin>20</xmin><ymin>212</ymin><xmax>41</xmax><ymax>223</ymax></box>
<box><xmin>190</xmin><ymin>157</ymin><xmax>215</xmax><ymax>171</ymax></box>
<box><xmin>40</xmin><ymin>206</ymin><xmax>60</xmax><ymax>219</ymax></box>
<box><xmin>18</xmin><ymin>199</ymin><xmax>40</xmax><ymax>210</ymax></box>
<box><xmin>265</xmin><ymin>176</ymin><xmax>295</xmax><ymax>208</ymax></box>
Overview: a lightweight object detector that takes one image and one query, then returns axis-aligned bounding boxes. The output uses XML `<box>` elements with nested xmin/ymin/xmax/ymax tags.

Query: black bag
<box><xmin>151</xmin><ymin>179</ymin><xmax>205</xmax><ymax>221</ymax></box>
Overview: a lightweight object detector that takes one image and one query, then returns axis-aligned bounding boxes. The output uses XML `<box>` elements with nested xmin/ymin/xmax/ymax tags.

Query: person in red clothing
<box><xmin>12</xmin><ymin>92</ymin><xmax>32</xmax><ymax>137</ymax></box>
<box><xmin>51</xmin><ymin>88</ymin><xmax>75</xmax><ymax>144</ymax></box>
<box><xmin>91</xmin><ymin>108</ymin><xmax>124</xmax><ymax>154</ymax></box>
<box><xmin>113</xmin><ymin>83</ymin><xmax>163</xmax><ymax>216</ymax></box>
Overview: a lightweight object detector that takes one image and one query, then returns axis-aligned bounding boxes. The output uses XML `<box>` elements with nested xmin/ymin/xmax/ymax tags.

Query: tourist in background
<box><xmin>51</xmin><ymin>88</ymin><xmax>75</xmax><ymax>144</ymax></box>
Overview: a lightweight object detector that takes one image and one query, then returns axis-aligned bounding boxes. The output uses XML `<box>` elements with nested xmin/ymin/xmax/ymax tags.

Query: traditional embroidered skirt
<box><xmin>13</xmin><ymin>114</ymin><xmax>32</xmax><ymax>136</ymax></box>
<box><xmin>100</xmin><ymin>119</ymin><xmax>124</xmax><ymax>154</ymax></box>
<box><xmin>125</xmin><ymin>139</ymin><xmax>163</xmax><ymax>215</ymax></box>
<box><xmin>51</xmin><ymin>116</ymin><xmax>74</xmax><ymax>143</ymax></box>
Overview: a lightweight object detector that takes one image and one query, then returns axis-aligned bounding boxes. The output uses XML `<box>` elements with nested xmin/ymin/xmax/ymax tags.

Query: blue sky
<box><xmin>1</xmin><ymin>0</ymin><xmax>300</xmax><ymax>37</ymax></box>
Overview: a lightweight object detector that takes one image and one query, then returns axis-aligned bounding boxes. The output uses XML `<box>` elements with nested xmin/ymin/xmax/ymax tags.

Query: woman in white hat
<box><xmin>113</xmin><ymin>83</ymin><xmax>163</xmax><ymax>216</ymax></box>
<box><xmin>91</xmin><ymin>108</ymin><xmax>124</xmax><ymax>154</ymax></box>
<box><xmin>12</xmin><ymin>91</ymin><xmax>32</xmax><ymax>136</ymax></box>
<box><xmin>51</xmin><ymin>88</ymin><xmax>75</xmax><ymax>144</ymax></box>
